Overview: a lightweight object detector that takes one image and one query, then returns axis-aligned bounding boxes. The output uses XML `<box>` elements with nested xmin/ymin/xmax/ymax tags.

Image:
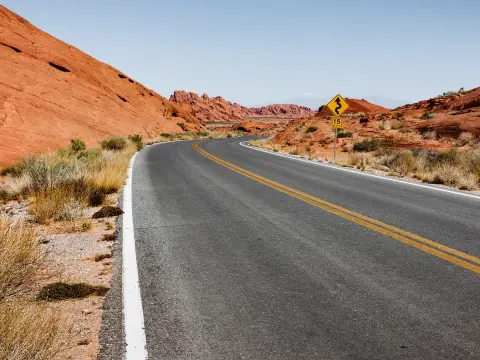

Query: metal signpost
<box><xmin>326</xmin><ymin>94</ymin><xmax>349</xmax><ymax>163</ymax></box>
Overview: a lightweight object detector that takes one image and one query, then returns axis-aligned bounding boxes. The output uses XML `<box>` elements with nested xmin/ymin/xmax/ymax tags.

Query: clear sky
<box><xmin>3</xmin><ymin>0</ymin><xmax>480</xmax><ymax>107</ymax></box>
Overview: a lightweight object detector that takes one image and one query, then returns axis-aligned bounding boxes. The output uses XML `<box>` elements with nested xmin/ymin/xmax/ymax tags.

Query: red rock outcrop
<box><xmin>169</xmin><ymin>90</ymin><xmax>315</xmax><ymax>122</ymax></box>
<box><xmin>0</xmin><ymin>5</ymin><xmax>201</xmax><ymax>167</ymax></box>
<box><xmin>265</xmin><ymin>88</ymin><xmax>480</xmax><ymax>157</ymax></box>
<box><xmin>317</xmin><ymin>98</ymin><xmax>389</xmax><ymax>117</ymax></box>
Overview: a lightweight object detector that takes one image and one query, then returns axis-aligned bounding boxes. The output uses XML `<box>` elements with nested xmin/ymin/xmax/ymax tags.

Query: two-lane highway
<box><xmin>104</xmin><ymin>137</ymin><xmax>480</xmax><ymax>359</ymax></box>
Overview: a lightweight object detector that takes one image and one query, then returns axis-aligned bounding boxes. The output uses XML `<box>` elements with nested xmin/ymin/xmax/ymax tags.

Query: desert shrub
<box><xmin>378</xmin><ymin>150</ymin><xmax>417</xmax><ymax>176</ymax></box>
<box><xmin>0</xmin><ymin>188</ymin><xmax>14</xmax><ymax>203</ymax></box>
<box><xmin>30</xmin><ymin>188</ymin><xmax>84</xmax><ymax>224</ymax></box>
<box><xmin>422</xmin><ymin>130</ymin><xmax>437</xmax><ymax>140</ymax></box>
<box><xmin>456</xmin><ymin>132</ymin><xmax>473</xmax><ymax>146</ymax></box>
<box><xmin>76</xmin><ymin>148</ymin><xmax>102</xmax><ymax>163</ymax></box>
<box><xmin>196</xmin><ymin>131</ymin><xmax>209</xmax><ymax>137</ymax></box>
<box><xmin>337</xmin><ymin>131</ymin><xmax>353</xmax><ymax>138</ymax></box>
<box><xmin>88</xmin><ymin>188</ymin><xmax>106</xmax><ymax>206</ymax></box>
<box><xmin>391</xmin><ymin>119</ymin><xmax>403</xmax><ymax>130</ymax></box>
<box><xmin>0</xmin><ymin>219</ymin><xmax>43</xmax><ymax>299</ymax></box>
<box><xmin>1</xmin><ymin>165</ymin><xmax>21</xmax><ymax>177</ymax></box>
<box><xmin>160</xmin><ymin>133</ymin><xmax>171</xmax><ymax>138</ymax></box>
<box><xmin>378</xmin><ymin>121</ymin><xmax>392</xmax><ymax>130</ymax></box>
<box><xmin>353</xmin><ymin>138</ymin><xmax>382</xmax><ymax>152</ymax></box>
<box><xmin>177</xmin><ymin>122</ymin><xmax>185</xmax><ymax>131</ymax></box>
<box><xmin>127</xmin><ymin>134</ymin><xmax>143</xmax><ymax>143</ymax></box>
<box><xmin>128</xmin><ymin>134</ymin><xmax>144</xmax><ymax>151</ymax></box>
<box><xmin>437</xmin><ymin>91</ymin><xmax>456</xmax><ymax>98</ymax></box>
<box><xmin>399</xmin><ymin>128</ymin><xmax>412</xmax><ymax>133</ymax></box>
<box><xmin>0</xmin><ymin>303</ymin><xmax>69</xmax><ymax>360</ymax></box>
<box><xmin>421</xmin><ymin>112</ymin><xmax>436</xmax><ymax>120</ymax></box>
<box><xmin>69</xmin><ymin>138</ymin><xmax>86</xmax><ymax>152</ymax></box>
<box><xmin>22</xmin><ymin>160</ymin><xmax>81</xmax><ymax>195</ymax></box>
<box><xmin>393</xmin><ymin>112</ymin><xmax>403</xmax><ymax>119</ymax></box>
<box><xmin>100</xmin><ymin>136</ymin><xmax>127</xmax><ymax>151</ymax></box>
<box><xmin>347</xmin><ymin>153</ymin><xmax>372</xmax><ymax>170</ymax></box>
<box><xmin>305</xmin><ymin>126</ymin><xmax>318</xmax><ymax>133</ymax></box>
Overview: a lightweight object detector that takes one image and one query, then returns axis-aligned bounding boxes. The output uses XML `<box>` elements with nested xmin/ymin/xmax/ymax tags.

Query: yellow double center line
<box><xmin>193</xmin><ymin>143</ymin><xmax>480</xmax><ymax>275</ymax></box>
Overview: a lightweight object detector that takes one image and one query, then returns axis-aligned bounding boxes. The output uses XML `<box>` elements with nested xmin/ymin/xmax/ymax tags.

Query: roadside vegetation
<box><xmin>148</xmin><ymin>129</ymin><xmax>243</xmax><ymax>144</ymax></box>
<box><xmin>250</xmin><ymin>133</ymin><xmax>480</xmax><ymax>191</ymax></box>
<box><xmin>0</xmin><ymin>129</ymin><xmax>246</xmax><ymax>359</ymax></box>
<box><xmin>0</xmin><ymin>134</ymin><xmax>145</xmax><ymax>359</ymax></box>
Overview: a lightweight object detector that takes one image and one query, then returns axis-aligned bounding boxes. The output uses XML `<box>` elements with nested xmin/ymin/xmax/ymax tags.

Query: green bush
<box><xmin>127</xmin><ymin>134</ymin><xmax>143</xmax><ymax>143</ymax></box>
<box><xmin>76</xmin><ymin>148</ymin><xmax>102</xmax><ymax>162</ymax></box>
<box><xmin>337</xmin><ymin>131</ymin><xmax>353</xmax><ymax>138</ymax></box>
<box><xmin>1</xmin><ymin>165</ymin><xmax>20</xmax><ymax>177</ymax></box>
<box><xmin>305</xmin><ymin>126</ymin><xmax>318</xmax><ymax>133</ymax></box>
<box><xmin>177</xmin><ymin>122</ymin><xmax>185</xmax><ymax>131</ymax></box>
<box><xmin>196</xmin><ymin>131</ymin><xmax>209</xmax><ymax>137</ymax></box>
<box><xmin>353</xmin><ymin>138</ymin><xmax>382</xmax><ymax>152</ymax></box>
<box><xmin>128</xmin><ymin>134</ymin><xmax>144</xmax><ymax>151</ymax></box>
<box><xmin>70</xmin><ymin>138</ymin><xmax>86</xmax><ymax>152</ymax></box>
<box><xmin>421</xmin><ymin>112</ymin><xmax>435</xmax><ymax>120</ymax></box>
<box><xmin>100</xmin><ymin>136</ymin><xmax>127</xmax><ymax>151</ymax></box>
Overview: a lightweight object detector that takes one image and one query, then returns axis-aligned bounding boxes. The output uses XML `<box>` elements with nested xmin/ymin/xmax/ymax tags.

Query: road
<box><xmin>101</xmin><ymin>137</ymin><xmax>480</xmax><ymax>359</ymax></box>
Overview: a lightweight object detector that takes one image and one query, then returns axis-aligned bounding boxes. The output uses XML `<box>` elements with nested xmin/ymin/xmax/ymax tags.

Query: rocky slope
<box><xmin>0</xmin><ymin>5</ymin><xmax>200</xmax><ymax>166</ymax></box>
<box><xmin>262</xmin><ymin>88</ymin><xmax>480</xmax><ymax>158</ymax></box>
<box><xmin>169</xmin><ymin>90</ymin><xmax>314</xmax><ymax>122</ymax></box>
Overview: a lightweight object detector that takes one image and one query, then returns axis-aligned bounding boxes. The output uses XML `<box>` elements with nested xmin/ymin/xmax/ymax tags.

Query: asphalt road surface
<box><xmin>103</xmin><ymin>137</ymin><xmax>480</xmax><ymax>359</ymax></box>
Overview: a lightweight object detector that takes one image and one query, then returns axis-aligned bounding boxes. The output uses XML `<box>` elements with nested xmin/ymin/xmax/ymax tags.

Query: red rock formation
<box><xmin>169</xmin><ymin>90</ymin><xmax>315</xmax><ymax>122</ymax></box>
<box><xmin>317</xmin><ymin>98</ymin><xmax>389</xmax><ymax>117</ymax></box>
<box><xmin>0</xmin><ymin>5</ymin><xmax>201</xmax><ymax>167</ymax></box>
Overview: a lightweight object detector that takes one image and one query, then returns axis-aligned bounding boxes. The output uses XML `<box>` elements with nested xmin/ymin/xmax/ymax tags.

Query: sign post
<box><xmin>326</xmin><ymin>94</ymin><xmax>349</xmax><ymax>163</ymax></box>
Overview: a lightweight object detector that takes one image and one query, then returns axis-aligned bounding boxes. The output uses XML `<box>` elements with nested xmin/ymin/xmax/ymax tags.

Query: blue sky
<box><xmin>4</xmin><ymin>0</ymin><xmax>480</xmax><ymax>107</ymax></box>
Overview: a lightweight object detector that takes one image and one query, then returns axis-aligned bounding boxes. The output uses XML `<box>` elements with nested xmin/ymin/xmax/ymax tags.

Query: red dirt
<box><xmin>0</xmin><ymin>5</ymin><xmax>201</xmax><ymax>167</ymax></box>
<box><xmin>169</xmin><ymin>90</ymin><xmax>314</xmax><ymax>122</ymax></box>
<box><xmin>233</xmin><ymin>121</ymin><xmax>274</xmax><ymax>133</ymax></box>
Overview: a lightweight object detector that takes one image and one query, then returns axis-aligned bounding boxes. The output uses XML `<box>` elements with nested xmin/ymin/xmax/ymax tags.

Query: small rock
<box><xmin>77</xmin><ymin>339</ymin><xmax>90</xmax><ymax>346</ymax></box>
<box><xmin>40</xmin><ymin>239</ymin><xmax>50</xmax><ymax>244</ymax></box>
<box><xmin>92</xmin><ymin>206</ymin><xmax>124</xmax><ymax>219</ymax></box>
<box><xmin>82</xmin><ymin>309</ymin><xmax>93</xmax><ymax>315</ymax></box>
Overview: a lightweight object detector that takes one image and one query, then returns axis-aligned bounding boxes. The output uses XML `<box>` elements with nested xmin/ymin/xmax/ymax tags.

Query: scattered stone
<box><xmin>82</xmin><ymin>309</ymin><xmax>93</xmax><ymax>315</ymax></box>
<box><xmin>77</xmin><ymin>339</ymin><xmax>90</xmax><ymax>346</ymax></box>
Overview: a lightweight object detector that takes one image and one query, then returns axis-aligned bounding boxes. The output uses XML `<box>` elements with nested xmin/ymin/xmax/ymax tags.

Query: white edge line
<box><xmin>239</xmin><ymin>141</ymin><xmax>480</xmax><ymax>201</ymax></box>
<box><xmin>123</xmin><ymin>152</ymin><xmax>148</xmax><ymax>360</ymax></box>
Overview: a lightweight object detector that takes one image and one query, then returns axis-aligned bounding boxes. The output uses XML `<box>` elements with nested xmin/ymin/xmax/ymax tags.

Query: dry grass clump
<box><xmin>373</xmin><ymin>148</ymin><xmax>480</xmax><ymax>190</ymax></box>
<box><xmin>456</xmin><ymin>132</ymin><xmax>474</xmax><ymax>146</ymax></box>
<box><xmin>0</xmin><ymin>137</ymin><xmax>137</xmax><ymax>223</ymax></box>
<box><xmin>153</xmin><ymin>130</ymin><xmax>242</xmax><ymax>143</ymax></box>
<box><xmin>249</xmin><ymin>138</ymin><xmax>283</xmax><ymax>152</ymax></box>
<box><xmin>347</xmin><ymin>153</ymin><xmax>373</xmax><ymax>170</ymax></box>
<box><xmin>0</xmin><ymin>302</ymin><xmax>69</xmax><ymax>360</ymax></box>
<box><xmin>376</xmin><ymin>150</ymin><xmax>417</xmax><ymax>176</ymax></box>
<box><xmin>422</xmin><ymin>130</ymin><xmax>437</xmax><ymax>140</ymax></box>
<box><xmin>0</xmin><ymin>219</ymin><xmax>44</xmax><ymax>300</ymax></box>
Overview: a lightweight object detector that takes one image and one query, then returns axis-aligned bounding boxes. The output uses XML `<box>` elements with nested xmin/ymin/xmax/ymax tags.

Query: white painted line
<box><xmin>239</xmin><ymin>141</ymin><xmax>480</xmax><ymax>200</ymax></box>
<box><xmin>123</xmin><ymin>153</ymin><xmax>148</xmax><ymax>359</ymax></box>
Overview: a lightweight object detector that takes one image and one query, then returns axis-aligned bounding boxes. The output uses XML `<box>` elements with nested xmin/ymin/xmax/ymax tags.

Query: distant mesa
<box><xmin>169</xmin><ymin>90</ymin><xmax>315</xmax><ymax>122</ymax></box>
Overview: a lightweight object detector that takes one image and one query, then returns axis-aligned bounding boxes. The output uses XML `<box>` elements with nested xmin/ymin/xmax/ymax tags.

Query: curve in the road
<box><xmin>193</xmin><ymin>142</ymin><xmax>480</xmax><ymax>274</ymax></box>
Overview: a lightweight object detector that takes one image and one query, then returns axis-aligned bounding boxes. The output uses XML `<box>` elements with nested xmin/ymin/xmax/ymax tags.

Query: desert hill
<box><xmin>169</xmin><ymin>90</ymin><xmax>314</xmax><ymax>122</ymax></box>
<box><xmin>261</xmin><ymin>87</ymin><xmax>480</xmax><ymax>158</ymax></box>
<box><xmin>0</xmin><ymin>5</ymin><xmax>200</xmax><ymax>166</ymax></box>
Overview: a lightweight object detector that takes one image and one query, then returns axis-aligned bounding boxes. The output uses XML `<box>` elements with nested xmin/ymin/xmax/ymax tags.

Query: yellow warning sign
<box><xmin>331</xmin><ymin>116</ymin><xmax>342</xmax><ymax>129</ymax></box>
<box><xmin>327</xmin><ymin>94</ymin><xmax>349</xmax><ymax>116</ymax></box>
